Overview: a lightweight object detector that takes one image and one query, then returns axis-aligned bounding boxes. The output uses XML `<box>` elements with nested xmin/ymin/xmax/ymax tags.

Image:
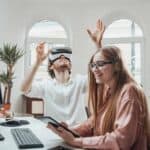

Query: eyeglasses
<box><xmin>90</xmin><ymin>60</ymin><xmax>114</xmax><ymax>70</ymax></box>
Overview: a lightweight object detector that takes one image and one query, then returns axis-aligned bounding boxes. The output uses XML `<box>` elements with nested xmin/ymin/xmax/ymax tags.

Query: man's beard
<box><xmin>57</xmin><ymin>64</ymin><xmax>70</xmax><ymax>72</ymax></box>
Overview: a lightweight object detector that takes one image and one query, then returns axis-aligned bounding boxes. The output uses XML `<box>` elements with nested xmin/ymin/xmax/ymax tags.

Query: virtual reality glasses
<box><xmin>48</xmin><ymin>47</ymin><xmax>72</xmax><ymax>63</ymax></box>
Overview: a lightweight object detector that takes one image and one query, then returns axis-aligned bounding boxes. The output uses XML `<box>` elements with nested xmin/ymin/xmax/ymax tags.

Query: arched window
<box><xmin>26</xmin><ymin>20</ymin><xmax>69</xmax><ymax>79</ymax></box>
<box><xmin>104</xmin><ymin>19</ymin><xmax>144</xmax><ymax>84</ymax></box>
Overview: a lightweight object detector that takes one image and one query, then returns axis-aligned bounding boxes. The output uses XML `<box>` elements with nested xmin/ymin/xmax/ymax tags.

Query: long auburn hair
<box><xmin>88</xmin><ymin>46</ymin><xmax>149</xmax><ymax>138</ymax></box>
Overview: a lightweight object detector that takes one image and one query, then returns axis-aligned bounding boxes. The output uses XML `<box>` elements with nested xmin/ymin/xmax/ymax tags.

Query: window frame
<box><xmin>25</xmin><ymin>20</ymin><xmax>70</xmax><ymax>79</ymax></box>
<box><xmin>103</xmin><ymin>21</ymin><xmax>144</xmax><ymax>85</ymax></box>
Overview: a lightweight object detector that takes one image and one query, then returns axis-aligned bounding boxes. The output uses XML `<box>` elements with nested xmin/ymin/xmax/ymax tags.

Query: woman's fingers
<box><xmin>47</xmin><ymin>124</ymin><xmax>65</xmax><ymax>136</ymax></box>
<box><xmin>87</xmin><ymin>29</ymin><xmax>93</xmax><ymax>38</ymax></box>
<box><xmin>60</xmin><ymin>121</ymin><xmax>68</xmax><ymax>128</ymax></box>
<box><xmin>96</xmin><ymin>19</ymin><xmax>105</xmax><ymax>32</ymax></box>
<box><xmin>47</xmin><ymin>124</ymin><xmax>60</xmax><ymax>135</ymax></box>
<box><xmin>101</xmin><ymin>21</ymin><xmax>105</xmax><ymax>33</ymax></box>
<box><xmin>96</xmin><ymin>19</ymin><xmax>101</xmax><ymax>30</ymax></box>
<box><xmin>47</xmin><ymin>124</ymin><xmax>75</xmax><ymax>144</ymax></box>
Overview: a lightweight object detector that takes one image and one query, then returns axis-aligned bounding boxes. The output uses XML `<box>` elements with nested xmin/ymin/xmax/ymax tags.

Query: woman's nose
<box><xmin>93</xmin><ymin>67</ymin><xmax>100</xmax><ymax>73</ymax></box>
<box><xmin>93</xmin><ymin>66</ymin><xmax>103</xmax><ymax>75</ymax></box>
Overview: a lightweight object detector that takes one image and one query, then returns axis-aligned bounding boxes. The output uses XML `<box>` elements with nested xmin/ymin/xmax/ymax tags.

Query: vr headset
<box><xmin>48</xmin><ymin>47</ymin><xmax>72</xmax><ymax>63</ymax></box>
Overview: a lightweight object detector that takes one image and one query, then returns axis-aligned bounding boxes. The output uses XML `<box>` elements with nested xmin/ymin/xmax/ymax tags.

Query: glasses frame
<box><xmin>90</xmin><ymin>60</ymin><xmax>114</xmax><ymax>70</ymax></box>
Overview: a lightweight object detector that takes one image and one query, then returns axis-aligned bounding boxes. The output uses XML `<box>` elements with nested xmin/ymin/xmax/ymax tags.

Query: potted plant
<box><xmin>0</xmin><ymin>43</ymin><xmax>24</xmax><ymax>110</ymax></box>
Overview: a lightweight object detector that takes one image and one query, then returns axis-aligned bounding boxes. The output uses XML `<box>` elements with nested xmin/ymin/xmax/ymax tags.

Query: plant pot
<box><xmin>0</xmin><ymin>103</ymin><xmax>11</xmax><ymax>115</ymax></box>
<box><xmin>3</xmin><ymin>103</ymin><xmax>11</xmax><ymax>111</ymax></box>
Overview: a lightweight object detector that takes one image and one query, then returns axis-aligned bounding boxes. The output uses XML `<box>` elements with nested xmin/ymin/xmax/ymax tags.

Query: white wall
<box><xmin>0</xmin><ymin>0</ymin><xmax>150</xmax><ymax>112</ymax></box>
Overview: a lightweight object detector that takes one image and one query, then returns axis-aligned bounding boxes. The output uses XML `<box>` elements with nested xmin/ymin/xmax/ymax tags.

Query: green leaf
<box><xmin>0</xmin><ymin>43</ymin><xmax>25</xmax><ymax>66</ymax></box>
<box><xmin>0</xmin><ymin>72</ymin><xmax>10</xmax><ymax>84</ymax></box>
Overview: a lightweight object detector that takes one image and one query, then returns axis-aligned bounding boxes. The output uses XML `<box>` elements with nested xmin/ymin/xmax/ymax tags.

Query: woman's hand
<box><xmin>47</xmin><ymin>122</ymin><xmax>82</xmax><ymax>147</ymax></box>
<box><xmin>36</xmin><ymin>42</ymin><xmax>51</xmax><ymax>65</ymax></box>
<box><xmin>87</xmin><ymin>19</ymin><xmax>105</xmax><ymax>48</ymax></box>
<box><xmin>0</xmin><ymin>112</ymin><xmax>4</xmax><ymax>117</ymax></box>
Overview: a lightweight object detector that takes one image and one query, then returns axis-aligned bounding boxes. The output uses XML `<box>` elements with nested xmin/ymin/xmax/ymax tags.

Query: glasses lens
<box><xmin>90</xmin><ymin>63</ymin><xmax>95</xmax><ymax>69</ymax></box>
<box><xmin>90</xmin><ymin>60</ymin><xmax>113</xmax><ymax>69</ymax></box>
<box><xmin>97</xmin><ymin>61</ymin><xmax>105</xmax><ymax>67</ymax></box>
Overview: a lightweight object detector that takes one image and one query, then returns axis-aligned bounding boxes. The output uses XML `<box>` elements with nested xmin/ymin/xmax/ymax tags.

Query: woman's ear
<box><xmin>114</xmin><ymin>62</ymin><xmax>120</xmax><ymax>73</ymax></box>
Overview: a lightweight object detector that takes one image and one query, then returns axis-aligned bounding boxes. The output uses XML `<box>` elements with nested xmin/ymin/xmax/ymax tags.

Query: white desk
<box><xmin>0</xmin><ymin>117</ymin><xmax>82</xmax><ymax>150</ymax></box>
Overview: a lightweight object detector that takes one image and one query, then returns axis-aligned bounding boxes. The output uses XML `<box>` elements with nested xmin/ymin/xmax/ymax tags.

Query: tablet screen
<box><xmin>47</xmin><ymin>116</ymin><xmax>80</xmax><ymax>138</ymax></box>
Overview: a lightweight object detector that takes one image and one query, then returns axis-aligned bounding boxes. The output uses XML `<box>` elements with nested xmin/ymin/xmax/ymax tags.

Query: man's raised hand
<box><xmin>36</xmin><ymin>42</ymin><xmax>51</xmax><ymax>64</ymax></box>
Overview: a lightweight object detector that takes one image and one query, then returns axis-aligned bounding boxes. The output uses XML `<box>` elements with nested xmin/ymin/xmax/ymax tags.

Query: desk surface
<box><xmin>0</xmin><ymin>117</ymin><xmax>82</xmax><ymax>150</ymax></box>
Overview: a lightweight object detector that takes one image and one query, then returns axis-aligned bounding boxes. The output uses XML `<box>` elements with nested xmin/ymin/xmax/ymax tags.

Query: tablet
<box><xmin>47</xmin><ymin>116</ymin><xmax>80</xmax><ymax>138</ymax></box>
<box><xmin>48</xmin><ymin>145</ymin><xmax>72</xmax><ymax>150</ymax></box>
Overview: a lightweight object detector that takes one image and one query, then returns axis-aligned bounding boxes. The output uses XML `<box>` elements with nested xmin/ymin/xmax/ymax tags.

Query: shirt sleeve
<box><xmin>23</xmin><ymin>79</ymin><xmax>46</xmax><ymax>99</ymax></box>
<box><xmin>72</xmin><ymin>116</ymin><xmax>94</xmax><ymax>137</ymax></box>
<box><xmin>76</xmin><ymin>74</ymin><xmax>88</xmax><ymax>93</ymax></box>
<box><xmin>81</xmin><ymin>86</ymin><xmax>141</xmax><ymax>150</ymax></box>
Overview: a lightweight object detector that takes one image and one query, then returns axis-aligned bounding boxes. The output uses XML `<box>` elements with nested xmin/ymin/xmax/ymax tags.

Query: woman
<box><xmin>47</xmin><ymin>20</ymin><xmax>149</xmax><ymax>150</ymax></box>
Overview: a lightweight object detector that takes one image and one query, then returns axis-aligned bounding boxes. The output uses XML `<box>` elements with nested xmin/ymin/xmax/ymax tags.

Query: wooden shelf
<box><xmin>22</xmin><ymin>95</ymin><xmax>44</xmax><ymax>117</ymax></box>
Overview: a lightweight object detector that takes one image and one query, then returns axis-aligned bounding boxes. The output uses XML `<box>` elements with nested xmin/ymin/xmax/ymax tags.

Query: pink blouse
<box><xmin>73</xmin><ymin>83</ymin><xmax>148</xmax><ymax>150</ymax></box>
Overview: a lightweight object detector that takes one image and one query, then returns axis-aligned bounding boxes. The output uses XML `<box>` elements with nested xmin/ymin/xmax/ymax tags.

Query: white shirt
<box><xmin>25</xmin><ymin>74</ymin><xmax>87</xmax><ymax>125</ymax></box>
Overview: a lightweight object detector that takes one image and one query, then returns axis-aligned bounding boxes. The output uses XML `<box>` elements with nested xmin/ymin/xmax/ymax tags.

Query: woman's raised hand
<box><xmin>87</xmin><ymin>19</ymin><xmax>105</xmax><ymax>48</ymax></box>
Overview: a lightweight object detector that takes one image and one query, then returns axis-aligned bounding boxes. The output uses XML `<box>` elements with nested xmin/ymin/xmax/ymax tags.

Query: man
<box><xmin>21</xmin><ymin>45</ymin><xmax>87</xmax><ymax>125</ymax></box>
<box><xmin>21</xmin><ymin>19</ymin><xmax>105</xmax><ymax>125</ymax></box>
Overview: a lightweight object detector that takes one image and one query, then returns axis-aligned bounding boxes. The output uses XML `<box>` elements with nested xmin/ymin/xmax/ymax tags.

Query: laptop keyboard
<box><xmin>11</xmin><ymin>128</ymin><xmax>44</xmax><ymax>149</ymax></box>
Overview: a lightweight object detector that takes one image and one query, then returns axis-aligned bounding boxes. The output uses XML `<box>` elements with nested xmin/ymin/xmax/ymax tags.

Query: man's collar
<box><xmin>53</xmin><ymin>76</ymin><xmax>73</xmax><ymax>86</ymax></box>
